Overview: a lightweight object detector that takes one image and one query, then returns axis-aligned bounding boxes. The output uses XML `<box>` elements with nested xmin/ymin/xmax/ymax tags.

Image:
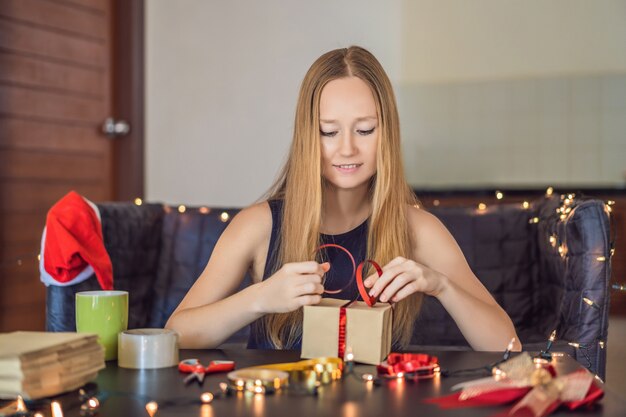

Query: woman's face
<box><xmin>319</xmin><ymin>76</ymin><xmax>379</xmax><ymax>191</ymax></box>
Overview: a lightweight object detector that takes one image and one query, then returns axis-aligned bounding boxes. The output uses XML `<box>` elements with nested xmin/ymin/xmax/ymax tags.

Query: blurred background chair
<box><xmin>43</xmin><ymin>195</ymin><xmax>612</xmax><ymax>378</ymax></box>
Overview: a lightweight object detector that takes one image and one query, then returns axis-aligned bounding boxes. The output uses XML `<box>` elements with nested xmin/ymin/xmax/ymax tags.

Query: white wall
<box><xmin>146</xmin><ymin>0</ymin><xmax>626</xmax><ymax>206</ymax></box>
<box><xmin>145</xmin><ymin>0</ymin><xmax>403</xmax><ymax>206</ymax></box>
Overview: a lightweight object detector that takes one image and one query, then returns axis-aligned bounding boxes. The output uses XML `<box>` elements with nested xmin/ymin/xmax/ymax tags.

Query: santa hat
<box><xmin>40</xmin><ymin>191</ymin><xmax>113</xmax><ymax>290</ymax></box>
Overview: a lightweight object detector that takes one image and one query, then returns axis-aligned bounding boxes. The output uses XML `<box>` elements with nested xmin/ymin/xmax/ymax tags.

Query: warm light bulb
<box><xmin>199</xmin><ymin>206</ymin><xmax>210</xmax><ymax>214</ymax></box>
<box><xmin>506</xmin><ymin>338</ymin><xmax>515</xmax><ymax>352</ymax></box>
<box><xmin>220</xmin><ymin>212</ymin><xmax>230</xmax><ymax>222</ymax></box>
<box><xmin>495</xmin><ymin>191</ymin><xmax>503</xmax><ymax>200</ymax></box>
<box><xmin>583</xmin><ymin>297</ymin><xmax>595</xmax><ymax>307</ymax></box>
<box><xmin>345</xmin><ymin>345</ymin><xmax>354</xmax><ymax>362</ymax></box>
<box><xmin>362</xmin><ymin>373</ymin><xmax>374</xmax><ymax>381</ymax></box>
<box><xmin>478</xmin><ymin>203</ymin><xmax>487</xmax><ymax>210</ymax></box>
<box><xmin>145</xmin><ymin>401</ymin><xmax>158</xmax><ymax>417</ymax></box>
<box><xmin>51</xmin><ymin>401</ymin><xmax>64</xmax><ymax>417</ymax></box>
<box><xmin>16</xmin><ymin>396</ymin><xmax>26</xmax><ymax>412</ymax></box>
<box><xmin>546</xmin><ymin>187</ymin><xmax>554</xmax><ymax>196</ymax></box>
<box><xmin>134</xmin><ymin>198</ymin><xmax>143</xmax><ymax>206</ymax></box>
<box><xmin>178</xmin><ymin>205</ymin><xmax>186</xmax><ymax>213</ymax></box>
<box><xmin>568</xmin><ymin>342</ymin><xmax>580</xmax><ymax>348</ymax></box>
<box><xmin>599</xmin><ymin>341</ymin><xmax>605</xmax><ymax>349</ymax></box>
<box><xmin>549</xmin><ymin>330</ymin><xmax>556</xmax><ymax>342</ymax></box>
<box><xmin>37</xmin><ymin>254</ymin><xmax>41</xmax><ymax>261</ymax></box>
<box><xmin>87</xmin><ymin>398</ymin><xmax>99</xmax><ymax>409</ymax></box>
<box><xmin>396</xmin><ymin>372</ymin><xmax>404</xmax><ymax>378</ymax></box>
<box><xmin>596</xmin><ymin>256</ymin><xmax>606</xmax><ymax>261</ymax></box>
<box><xmin>549</xmin><ymin>235</ymin><xmax>557</xmax><ymax>247</ymax></box>
<box><xmin>529</xmin><ymin>217</ymin><xmax>539</xmax><ymax>224</ymax></box>
<box><xmin>200</xmin><ymin>392</ymin><xmax>214</xmax><ymax>404</ymax></box>
<box><xmin>433</xmin><ymin>199</ymin><xmax>440</xmax><ymax>206</ymax></box>
<box><xmin>522</xmin><ymin>201</ymin><xmax>530</xmax><ymax>209</ymax></box>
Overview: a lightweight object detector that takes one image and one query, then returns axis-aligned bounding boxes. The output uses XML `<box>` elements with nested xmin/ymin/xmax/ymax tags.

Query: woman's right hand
<box><xmin>255</xmin><ymin>261</ymin><xmax>330</xmax><ymax>314</ymax></box>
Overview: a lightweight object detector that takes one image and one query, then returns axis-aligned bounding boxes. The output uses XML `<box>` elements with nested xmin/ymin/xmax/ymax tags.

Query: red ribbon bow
<box><xmin>377</xmin><ymin>353</ymin><xmax>440</xmax><ymax>379</ymax></box>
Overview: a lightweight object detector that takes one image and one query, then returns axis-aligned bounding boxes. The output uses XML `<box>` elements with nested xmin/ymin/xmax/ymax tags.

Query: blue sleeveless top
<box><xmin>247</xmin><ymin>199</ymin><xmax>369</xmax><ymax>350</ymax></box>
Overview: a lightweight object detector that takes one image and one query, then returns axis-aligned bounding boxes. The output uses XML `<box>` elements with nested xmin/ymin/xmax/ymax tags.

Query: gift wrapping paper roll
<box><xmin>118</xmin><ymin>329</ymin><xmax>179</xmax><ymax>369</ymax></box>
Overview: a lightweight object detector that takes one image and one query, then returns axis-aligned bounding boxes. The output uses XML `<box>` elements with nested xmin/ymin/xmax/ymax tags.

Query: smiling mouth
<box><xmin>333</xmin><ymin>163</ymin><xmax>363</xmax><ymax>169</ymax></box>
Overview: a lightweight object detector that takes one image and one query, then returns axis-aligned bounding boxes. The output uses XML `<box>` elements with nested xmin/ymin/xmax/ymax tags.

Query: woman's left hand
<box><xmin>363</xmin><ymin>256</ymin><xmax>448</xmax><ymax>303</ymax></box>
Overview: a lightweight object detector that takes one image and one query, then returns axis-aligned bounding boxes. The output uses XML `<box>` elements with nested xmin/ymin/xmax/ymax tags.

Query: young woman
<box><xmin>165</xmin><ymin>46</ymin><xmax>521</xmax><ymax>352</ymax></box>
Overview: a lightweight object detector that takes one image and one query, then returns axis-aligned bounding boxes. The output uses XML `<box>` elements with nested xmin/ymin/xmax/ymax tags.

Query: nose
<box><xmin>338</xmin><ymin>132</ymin><xmax>357</xmax><ymax>157</ymax></box>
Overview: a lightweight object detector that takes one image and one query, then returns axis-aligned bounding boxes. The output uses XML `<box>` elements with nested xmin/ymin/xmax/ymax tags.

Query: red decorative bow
<box><xmin>377</xmin><ymin>353</ymin><xmax>440</xmax><ymax>379</ymax></box>
<box><xmin>424</xmin><ymin>352</ymin><xmax>604</xmax><ymax>417</ymax></box>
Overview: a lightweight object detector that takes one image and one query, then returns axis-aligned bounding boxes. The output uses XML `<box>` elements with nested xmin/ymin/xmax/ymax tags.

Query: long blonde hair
<box><xmin>260</xmin><ymin>46</ymin><xmax>421</xmax><ymax>348</ymax></box>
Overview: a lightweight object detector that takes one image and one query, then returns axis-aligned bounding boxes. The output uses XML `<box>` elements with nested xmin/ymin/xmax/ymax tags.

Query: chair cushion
<box><xmin>148</xmin><ymin>207</ymin><xmax>251</xmax><ymax>342</ymax></box>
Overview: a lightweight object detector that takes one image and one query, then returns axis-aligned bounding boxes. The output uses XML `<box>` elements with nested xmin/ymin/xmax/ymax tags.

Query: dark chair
<box><xmin>44</xmin><ymin>196</ymin><xmax>612</xmax><ymax>378</ymax></box>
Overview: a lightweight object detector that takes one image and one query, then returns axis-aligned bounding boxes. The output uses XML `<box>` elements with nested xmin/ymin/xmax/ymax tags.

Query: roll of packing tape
<box><xmin>118</xmin><ymin>329</ymin><xmax>179</xmax><ymax>369</ymax></box>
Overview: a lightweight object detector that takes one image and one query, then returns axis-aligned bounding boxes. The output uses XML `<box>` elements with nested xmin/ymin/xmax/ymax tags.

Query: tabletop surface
<box><xmin>12</xmin><ymin>349</ymin><xmax>626</xmax><ymax>417</ymax></box>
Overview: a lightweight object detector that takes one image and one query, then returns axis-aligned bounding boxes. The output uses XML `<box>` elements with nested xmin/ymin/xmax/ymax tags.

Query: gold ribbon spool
<box><xmin>227</xmin><ymin>369</ymin><xmax>289</xmax><ymax>393</ymax></box>
<box><xmin>230</xmin><ymin>357</ymin><xmax>343</xmax><ymax>393</ymax></box>
<box><xmin>250</xmin><ymin>357</ymin><xmax>343</xmax><ymax>385</ymax></box>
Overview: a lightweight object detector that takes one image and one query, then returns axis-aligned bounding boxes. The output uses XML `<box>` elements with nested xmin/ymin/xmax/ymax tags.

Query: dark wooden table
<box><xmin>16</xmin><ymin>349</ymin><xmax>626</xmax><ymax>416</ymax></box>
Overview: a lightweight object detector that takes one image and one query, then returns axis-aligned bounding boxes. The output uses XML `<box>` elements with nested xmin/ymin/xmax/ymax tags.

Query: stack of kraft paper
<box><xmin>0</xmin><ymin>332</ymin><xmax>105</xmax><ymax>399</ymax></box>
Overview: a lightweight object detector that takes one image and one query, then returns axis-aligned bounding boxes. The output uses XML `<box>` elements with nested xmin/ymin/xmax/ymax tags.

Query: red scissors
<box><xmin>178</xmin><ymin>359</ymin><xmax>236</xmax><ymax>385</ymax></box>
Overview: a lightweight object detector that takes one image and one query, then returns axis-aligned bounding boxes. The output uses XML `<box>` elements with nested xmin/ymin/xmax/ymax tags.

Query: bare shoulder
<box><xmin>228</xmin><ymin>201</ymin><xmax>272</xmax><ymax>244</ymax></box>
<box><xmin>405</xmin><ymin>204</ymin><xmax>462</xmax><ymax>263</ymax></box>
<box><xmin>406</xmin><ymin>204</ymin><xmax>449</xmax><ymax>242</ymax></box>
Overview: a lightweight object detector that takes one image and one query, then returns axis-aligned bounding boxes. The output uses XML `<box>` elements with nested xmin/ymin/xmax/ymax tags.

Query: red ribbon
<box><xmin>337</xmin><ymin>304</ymin><xmax>348</xmax><ymax>360</ymax></box>
<box><xmin>316</xmin><ymin>243</ymin><xmax>385</xmax><ymax>359</ymax></box>
<box><xmin>316</xmin><ymin>243</ymin><xmax>383</xmax><ymax>306</ymax></box>
<box><xmin>356</xmin><ymin>260</ymin><xmax>382</xmax><ymax>306</ymax></box>
<box><xmin>377</xmin><ymin>353</ymin><xmax>440</xmax><ymax>379</ymax></box>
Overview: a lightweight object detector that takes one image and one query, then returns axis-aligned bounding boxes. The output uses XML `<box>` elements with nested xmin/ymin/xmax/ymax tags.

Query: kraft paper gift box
<box><xmin>301</xmin><ymin>298</ymin><xmax>392</xmax><ymax>365</ymax></box>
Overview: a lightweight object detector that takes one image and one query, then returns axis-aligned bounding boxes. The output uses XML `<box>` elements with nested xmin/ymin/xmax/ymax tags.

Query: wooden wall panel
<box><xmin>0</xmin><ymin>0</ymin><xmax>105</xmax><ymax>39</ymax></box>
<box><xmin>0</xmin><ymin>52</ymin><xmax>104</xmax><ymax>97</ymax></box>
<box><xmin>0</xmin><ymin>180</ymin><xmax>107</xmax><ymax>213</ymax></box>
<box><xmin>1</xmin><ymin>265</ymin><xmax>46</xmax><ymax>308</ymax></box>
<box><xmin>0</xmin><ymin>150</ymin><xmax>107</xmax><ymax>181</ymax></box>
<box><xmin>0</xmin><ymin>117</ymin><xmax>108</xmax><ymax>153</ymax></box>
<box><xmin>54</xmin><ymin>0</ymin><xmax>108</xmax><ymax>13</ymax></box>
<box><xmin>1</xmin><ymin>213</ymin><xmax>48</xmax><ymax>243</ymax></box>
<box><xmin>0</xmin><ymin>0</ymin><xmax>113</xmax><ymax>332</ymax></box>
<box><xmin>0</xmin><ymin>18</ymin><xmax>105</xmax><ymax>67</ymax></box>
<box><xmin>0</xmin><ymin>85</ymin><xmax>105</xmax><ymax>123</ymax></box>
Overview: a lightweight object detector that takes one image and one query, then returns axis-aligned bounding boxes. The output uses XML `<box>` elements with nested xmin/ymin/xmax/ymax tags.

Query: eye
<box><xmin>320</xmin><ymin>130</ymin><xmax>338</xmax><ymax>137</ymax></box>
<box><xmin>357</xmin><ymin>127</ymin><xmax>375</xmax><ymax>136</ymax></box>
